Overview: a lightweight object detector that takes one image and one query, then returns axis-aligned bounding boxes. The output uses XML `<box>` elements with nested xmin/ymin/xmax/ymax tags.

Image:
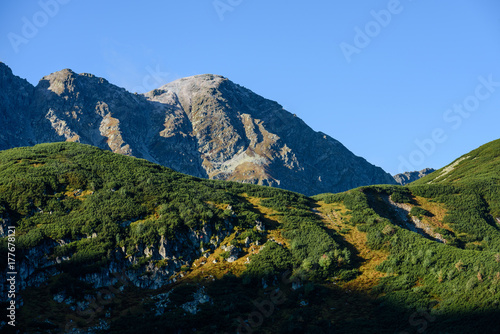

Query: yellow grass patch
<box><xmin>174</xmin><ymin>194</ymin><xmax>279</xmax><ymax>284</ymax></box>
<box><xmin>316</xmin><ymin>201</ymin><xmax>389</xmax><ymax>292</ymax></box>
<box><xmin>64</xmin><ymin>189</ymin><xmax>94</xmax><ymax>200</ymax></box>
<box><xmin>180</xmin><ymin>232</ymin><xmax>265</xmax><ymax>284</ymax></box>
<box><xmin>240</xmin><ymin>194</ymin><xmax>282</xmax><ymax>231</ymax></box>
<box><xmin>414</xmin><ymin>196</ymin><xmax>451</xmax><ymax>231</ymax></box>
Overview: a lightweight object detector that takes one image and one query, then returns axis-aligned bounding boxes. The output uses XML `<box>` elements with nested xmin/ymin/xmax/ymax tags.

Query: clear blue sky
<box><xmin>1</xmin><ymin>0</ymin><xmax>500</xmax><ymax>175</ymax></box>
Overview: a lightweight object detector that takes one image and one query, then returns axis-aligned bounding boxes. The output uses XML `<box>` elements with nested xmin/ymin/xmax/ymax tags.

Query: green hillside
<box><xmin>1</xmin><ymin>142</ymin><xmax>500</xmax><ymax>333</ymax></box>
<box><xmin>413</xmin><ymin>138</ymin><xmax>500</xmax><ymax>185</ymax></box>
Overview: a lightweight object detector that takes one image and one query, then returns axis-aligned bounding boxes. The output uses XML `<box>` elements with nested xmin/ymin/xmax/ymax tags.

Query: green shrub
<box><xmin>409</xmin><ymin>207</ymin><xmax>432</xmax><ymax>217</ymax></box>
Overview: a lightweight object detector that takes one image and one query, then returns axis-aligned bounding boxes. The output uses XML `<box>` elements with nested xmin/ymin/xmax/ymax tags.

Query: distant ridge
<box><xmin>393</xmin><ymin>168</ymin><xmax>436</xmax><ymax>185</ymax></box>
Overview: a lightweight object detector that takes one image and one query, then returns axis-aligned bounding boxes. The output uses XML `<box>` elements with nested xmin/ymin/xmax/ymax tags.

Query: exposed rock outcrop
<box><xmin>393</xmin><ymin>168</ymin><xmax>435</xmax><ymax>186</ymax></box>
<box><xmin>386</xmin><ymin>195</ymin><xmax>445</xmax><ymax>243</ymax></box>
<box><xmin>0</xmin><ymin>218</ymin><xmax>234</xmax><ymax>300</ymax></box>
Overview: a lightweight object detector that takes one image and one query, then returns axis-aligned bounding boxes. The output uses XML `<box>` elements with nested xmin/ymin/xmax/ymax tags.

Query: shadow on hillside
<box><xmin>309</xmin><ymin>202</ymin><xmax>366</xmax><ymax>273</ymax></box>
<box><xmin>94</xmin><ymin>271</ymin><xmax>500</xmax><ymax>334</ymax></box>
<box><xmin>364</xmin><ymin>190</ymin><xmax>443</xmax><ymax>244</ymax></box>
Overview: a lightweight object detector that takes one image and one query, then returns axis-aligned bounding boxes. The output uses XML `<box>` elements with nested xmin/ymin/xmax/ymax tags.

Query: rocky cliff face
<box><xmin>393</xmin><ymin>168</ymin><xmax>436</xmax><ymax>185</ymax></box>
<box><xmin>0</xmin><ymin>218</ymin><xmax>235</xmax><ymax>299</ymax></box>
<box><xmin>0</xmin><ymin>62</ymin><xmax>396</xmax><ymax>195</ymax></box>
<box><xmin>0</xmin><ymin>63</ymin><xmax>34</xmax><ymax>150</ymax></box>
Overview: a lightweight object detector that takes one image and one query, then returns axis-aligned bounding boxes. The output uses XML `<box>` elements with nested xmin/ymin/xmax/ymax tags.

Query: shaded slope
<box><xmin>0</xmin><ymin>62</ymin><xmax>34</xmax><ymax>150</ymax></box>
<box><xmin>0</xmin><ymin>142</ymin><xmax>353</xmax><ymax>333</ymax></box>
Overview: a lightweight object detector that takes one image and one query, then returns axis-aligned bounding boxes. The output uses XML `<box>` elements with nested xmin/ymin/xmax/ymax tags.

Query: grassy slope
<box><xmin>0</xmin><ymin>143</ymin><xmax>352</xmax><ymax>333</ymax></box>
<box><xmin>2</xmin><ymin>141</ymin><xmax>500</xmax><ymax>333</ymax></box>
<box><xmin>312</xmin><ymin>138</ymin><xmax>500</xmax><ymax>333</ymax></box>
<box><xmin>413</xmin><ymin>138</ymin><xmax>500</xmax><ymax>185</ymax></box>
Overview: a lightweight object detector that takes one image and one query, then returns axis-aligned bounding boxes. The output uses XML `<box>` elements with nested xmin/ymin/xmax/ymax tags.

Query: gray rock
<box><xmin>225</xmin><ymin>245</ymin><xmax>241</xmax><ymax>263</ymax></box>
<box><xmin>393</xmin><ymin>168</ymin><xmax>436</xmax><ymax>185</ymax></box>
<box><xmin>53</xmin><ymin>293</ymin><xmax>66</xmax><ymax>303</ymax></box>
<box><xmin>0</xmin><ymin>215</ymin><xmax>12</xmax><ymax>238</ymax></box>
<box><xmin>0</xmin><ymin>215</ymin><xmax>236</xmax><ymax>301</ymax></box>
<box><xmin>0</xmin><ymin>62</ymin><xmax>397</xmax><ymax>196</ymax></box>
<box><xmin>180</xmin><ymin>286</ymin><xmax>211</xmax><ymax>315</ymax></box>
<box><xmin>255</xmin><ymin>220</ymin><xmax>265</xmax><ymax>231</ymax></box>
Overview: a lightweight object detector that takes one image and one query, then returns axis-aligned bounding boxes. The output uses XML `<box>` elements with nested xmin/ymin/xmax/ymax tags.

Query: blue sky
<box><xmin>1</xmin><ymin>0</ymin><xmax>500</xmax><ymax>175</ymax></box>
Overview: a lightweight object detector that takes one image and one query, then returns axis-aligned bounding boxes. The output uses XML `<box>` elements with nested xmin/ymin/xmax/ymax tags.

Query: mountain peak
<box><xmin>0</xmin><ymin>62</ymin><xmax>35</xmax><ymax>150</ymax></box>
<box><xmin>393</xmin><ymin>168</ymin><xmax>436</xmax><ymax>185</ymax></box>
<box><xmin>38</xmin><ymin>69</ymin><xmax>110</xmax><ymax>96</ymax></box>
<box><xmin>39</xmin><ymin>68</ymin><xmax>77</xmax><ymax>95</ymax></box>
<box><xmin>0</xmin><ymin>61</ymin><xmax>13</xmax><ymax>75</ymax></box>
<box><xmin>158</xmin><ymin>73</ymin><xmax>229</xmax><ymax>94</ymax></box>
<box><xmin>41</xmin><ymin>68</ymin><xmax>76</xmax><ymax>81</ymax></box>
<box><xmin>0</xmin><ymin>63</ymin><xmax>396</xmax><ymax>195</ymax></box>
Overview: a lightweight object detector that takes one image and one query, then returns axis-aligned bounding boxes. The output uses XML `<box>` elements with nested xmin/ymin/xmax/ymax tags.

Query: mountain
<box><xmin>1</xmin><ymin>141</ymin><xmax>500</xmax><ymax>333</ymax></box>
<box><xmin>0</xmin><ymin>63</ymin><xmax>34</xmax><ymax>150</ymax></box>
<box><xmin>0</xmin><ymin>62</ymin><xmax>396</xmax><ymax>195</ymax></box>
<box><xmin>393</xmin><ymin>167</ymin><xmax>435</xmax><ymax>185</ymax></box>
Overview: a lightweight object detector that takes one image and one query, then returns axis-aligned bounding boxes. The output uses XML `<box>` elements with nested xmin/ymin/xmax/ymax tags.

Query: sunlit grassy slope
<box><xmin>1</xmin><ymin>141</ymin><xmax>500</xmax><ymax>333</ymax></box>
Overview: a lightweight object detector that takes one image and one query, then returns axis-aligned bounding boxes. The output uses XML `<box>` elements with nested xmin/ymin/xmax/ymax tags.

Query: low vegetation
<box><xmin>1</xmin><ymin>140</ymin><xmax>500</xmax><ymax>333</ymax></box>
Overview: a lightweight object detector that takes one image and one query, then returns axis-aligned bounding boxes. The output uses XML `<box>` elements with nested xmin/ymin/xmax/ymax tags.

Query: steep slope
<box><xmin>0</xmin><ymin>63</ymin><xmax>396</xmax><ymax>195</ymax></box>
<box><xmin>312</xmin><ymin>138</ymin><xmax>500</xmax><ymax>333</ymax></box>
<box><xmin>413</xmin><ymin>138</ymin><xmax>500</xmax><ymax>185</ymax></box>
<box><xmin>0</xmin><ymin>62</ymin><xmax>35</xmax><ymax>150</ymax></box>
<box><xmin>149</xmin><ymin>74</ymin><xmax>396</xmax><ymax>194</ymax></box>
<box><xmin>393</xmin><ymin>167</ymin><xmax>435</xmax><ymax>185</ymax></box>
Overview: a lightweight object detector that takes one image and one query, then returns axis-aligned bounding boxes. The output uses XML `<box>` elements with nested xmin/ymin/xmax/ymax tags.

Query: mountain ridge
<box><xmin>0</xmin><ymin>62</ymin><xmax>396</xmax><ymax>195</ymax></box>
<box><xmin>393</xmin><ymin>167</ymin><xmax>436</xmax><ymax>185</ymax></box>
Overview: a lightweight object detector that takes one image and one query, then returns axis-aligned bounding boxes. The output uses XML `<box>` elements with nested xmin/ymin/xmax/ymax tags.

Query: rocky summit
<box><xmin>0</xmin><ymin>62</ymin><xmax>396</xmax><ymax>195</ymax></box>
